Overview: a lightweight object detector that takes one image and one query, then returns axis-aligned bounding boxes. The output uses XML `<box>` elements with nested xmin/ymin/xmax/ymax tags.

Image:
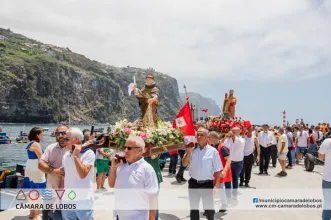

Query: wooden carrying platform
<box><xmin>85</xmin><ymin>135</ymin><xmax>184</xmax><ymax>156</ymax></box>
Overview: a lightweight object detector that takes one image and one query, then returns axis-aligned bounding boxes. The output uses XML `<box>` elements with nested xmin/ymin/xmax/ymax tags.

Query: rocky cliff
<box><xmin>0</xmin><ymin>28</ymin><xmax>181</xmax><ymax>124</ymax></box>
<box><xmin>180</xmin><ymin>92</ymin><xmax>221</xmax><ymax>119</ymax></box>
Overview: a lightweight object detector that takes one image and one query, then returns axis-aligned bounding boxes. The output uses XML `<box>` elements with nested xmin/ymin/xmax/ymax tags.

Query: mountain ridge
<box><xmin>180</xmin><ymin>92</ymin><xmax>221</xmax><ymax>119</ymax></box>
<box><xmin>0</xmin><ymin>28</ymin><xmax>182</xmax><ymax>123</ymax></box>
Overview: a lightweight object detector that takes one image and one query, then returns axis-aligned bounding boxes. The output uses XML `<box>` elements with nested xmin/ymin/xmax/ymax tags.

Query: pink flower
<box><xmin>140</xmin><ymin>132</ymin><xmax>148</xmax><ymax>140</ymax></box>
<box><xmin>124</xmin><ymin>128</ymin><xmax>132</xmax><ymax>134</ymax></box>
<box><xmin>113</xmin><ymin>131</ymin><xmax>118</xmax><ymax>135</ymax></box>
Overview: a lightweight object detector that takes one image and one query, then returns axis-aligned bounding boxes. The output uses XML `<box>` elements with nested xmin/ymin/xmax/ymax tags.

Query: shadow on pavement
<box><xmin>10</xmin><ymin>215</ymin><xmax>29</xmax><ymax>220</ymax></box>
<box><xmin>170</xmin><ymin>181</ymin><xmax>186</xmax><ymax>185</ymax></box>
<box><xmin>159</xmin><ymin>213</ymin><xmax>182</xmax><ymax>220</ymax></box>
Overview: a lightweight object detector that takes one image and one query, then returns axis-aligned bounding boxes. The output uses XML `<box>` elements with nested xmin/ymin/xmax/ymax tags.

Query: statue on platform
<box><xmin>222</xmin><ymin>88</ymin><xmax>237</xmax><ymax>119</ymax></box>
<box><xmin>133</xmin><ymin>68</ymin><xmax>159</xmax><ymax>128</ymax></box>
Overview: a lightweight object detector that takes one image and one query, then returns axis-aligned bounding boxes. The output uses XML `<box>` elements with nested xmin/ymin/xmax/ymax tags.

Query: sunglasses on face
<box><xmin>64</xmin><ymin>137</ymin><xmax>73</xmax><ymax>142</ymax></box>
<box><xmin>124</xmin><ymin>146</ymin><xmax>140</xmax><ymax>151</ymax></box>
<box><xmin>55</xmin><ymin>131</ymin><xmax>66</xmax><ymax>136</ymax></box>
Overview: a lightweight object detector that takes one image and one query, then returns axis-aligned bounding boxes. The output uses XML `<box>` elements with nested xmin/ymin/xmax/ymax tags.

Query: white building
<box><xmin>0</xmin><ymin>35</ymin><xmax>8</xmax><ymax>41</ymax></box>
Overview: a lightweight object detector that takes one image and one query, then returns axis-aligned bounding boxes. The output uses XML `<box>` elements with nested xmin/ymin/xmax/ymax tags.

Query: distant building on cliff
<box><xmin>0</xmin><ymin>35</ymin><xmax>8</xmax><ymax>41</ymax></box>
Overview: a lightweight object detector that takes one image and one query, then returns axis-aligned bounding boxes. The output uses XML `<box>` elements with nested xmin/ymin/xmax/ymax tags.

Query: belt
<box><xmin>191</xmin><ymin>178</ymin><xmax>212</xmax><ymax>184</ymax></box>
<box><xmin>231</xmin><ymin>161</ymin><xmax>242</xmax><ymax>164</ymax></box>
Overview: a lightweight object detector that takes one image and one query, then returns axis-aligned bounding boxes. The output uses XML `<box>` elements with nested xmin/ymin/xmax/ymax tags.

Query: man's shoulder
<box><xmin>206</xmin><ymin>145</ymin><xmax>219</xmax><ymax>154</ymax></box>
<box><xmin>138</xmin><ymin>160</ymin><xmax>156</xmax><ymax>176</ymax></box>
<box><xmin>322</xmin><ymin>138</ymin><xmax>331</xmax><ymax>147</ymax></box>
<box><xmin>81</xmin><ymin>149</ymin><xmax>96</xmax><ymax>158</ymax></box>
<box><xmin>62</xmin><ymin>151</ymin><xmax>70</xmax><ymax>158</ymax></box>
<box><xmin>46</xmin><ymin>142</ymin><xmax>58</xmax><ymax>150</ymax></box>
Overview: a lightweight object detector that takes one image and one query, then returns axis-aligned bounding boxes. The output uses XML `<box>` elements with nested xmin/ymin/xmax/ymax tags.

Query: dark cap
<box><xmin>262</xmin><ymin>124</ymin><xmax>269</xmax><ymax>127</ymax></box>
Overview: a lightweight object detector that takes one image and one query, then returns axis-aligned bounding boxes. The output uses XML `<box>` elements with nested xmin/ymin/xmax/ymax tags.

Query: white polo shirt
<box><xmin>114</xmin><ymin>157</ymin><xmax>158</xmax><ymax>220</ymax></box>
<box><xmin>244</xmin><ymin>136</ymin><xmax>255</xmax><ymax>156</ymax></box>
<box><xmin>62</xmin><ymin>149</ymin><xmax>95</xmax><ymax>200</ymax></box>
<box><xmin>189</xmin><ymin>144</ymin><xmax>223</xmax><ymax>181</ymax></box>
<box><xmin>224</xmin><ymin>136</ymin><xmax>245</xmax><ymax>161</ymax></box>
<box><xmin>258</xmin><ymin>131</ymin><xmax>274</xmax><ymax>147</ymax></box>
<box><xmin>318</xmin><ymin>139</ymin><xmax>331</xmax><ymax>182</ymax></box>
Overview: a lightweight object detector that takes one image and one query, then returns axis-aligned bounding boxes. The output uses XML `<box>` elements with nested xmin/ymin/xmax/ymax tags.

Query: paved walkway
<box><xmin>0</xmin><ymin>159</ymin><xmax>325</xmax><ymax>219</ymax></box>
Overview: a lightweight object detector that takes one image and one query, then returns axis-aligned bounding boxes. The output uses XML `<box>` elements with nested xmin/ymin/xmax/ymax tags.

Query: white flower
<box><xmin>160</xmin><ymin>129</ymin><xmax>167</xmax><ymax>136</ymax></box>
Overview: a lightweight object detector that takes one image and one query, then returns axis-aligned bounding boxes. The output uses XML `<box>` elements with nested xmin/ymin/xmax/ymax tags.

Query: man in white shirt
<box><xmin>258</xmin><ymin>124</ymin><xmax>275</xmax><ymax>175</ymax></box>
<box><xmin>62</xmin><ymin>127</ymin><xmax>95</xmax><ymax>220</ymax></box>
<box><xmin>108</xmin><ymin>135</ymin><xmax>158</xmax><ymax>220</ymax></box>
<box><xmin>182</xmin><ymin>127</ymin><xmax>222</xmax><ymax>220</ymax></box>
<box><xmin>277</xmin><ymin>128</ymin><xmax>288</xmax><ymax>177</ymax></box>
<box><xmin>295</xmin><ymin>125</ymin><xmax>309</xmax><ymax>164</ymax></box>
<box><xmin>314</xmin><ymin>126</ymin><xmax>323</xmax><ymax>146</ymax></box>
<box><xmin>318</xmin><ymin>138</ymin><xmax>331</xmax><ymax>220</ymax></box>
<box><xmin>240</xmin><ymin>128</ymin><xmax>259</xmax><ymax>187</ymax></box>
<box><xmin>223</xmin><ymin>127</ymin><xmax>245</xmax><ymax>198</ymax></box>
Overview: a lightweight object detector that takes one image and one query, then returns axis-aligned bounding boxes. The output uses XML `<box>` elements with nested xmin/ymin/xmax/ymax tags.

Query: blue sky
<box><xmin>178</xmin><ymin>74</ymin><xmax>331</xmax><ymax>125</ymax></box>
<box><xmin>1</xmin><ymin>0</ymin><xmax>330</xmax><ymax>125</ymax></box>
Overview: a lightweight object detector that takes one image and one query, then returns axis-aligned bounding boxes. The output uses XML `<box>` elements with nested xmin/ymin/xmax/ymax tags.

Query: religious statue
<box><xmin>222</xmin><ymin>88</ymin><xmax>237</xmax><ymax>119</ymax></box>
<box><xmin>133</xmin><ymin>68</ymin><xmax>159</xmax><ymax>128</ymax></box>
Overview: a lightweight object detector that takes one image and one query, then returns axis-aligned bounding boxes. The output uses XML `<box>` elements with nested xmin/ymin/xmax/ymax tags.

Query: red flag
<box><xmin>173</xmin><ymin>102</ymin><xmax>195</xmax><ymax>136</ymax></box>
<box><xmin>201</xmin><ymin>108</ymin><xmax>208</xmax><ymax>113</ymax></box>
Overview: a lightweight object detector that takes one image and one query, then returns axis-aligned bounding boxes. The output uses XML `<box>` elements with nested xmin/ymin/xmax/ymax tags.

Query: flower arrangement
<box><xmin>208</xmin><ymin>116</ymin><xmax>252</xmax><ymax>135</ymax></box>
<box><xmin>109</xmin><ymin>119</ymin><xmax>184</xmax><ymax>150</ymax></box>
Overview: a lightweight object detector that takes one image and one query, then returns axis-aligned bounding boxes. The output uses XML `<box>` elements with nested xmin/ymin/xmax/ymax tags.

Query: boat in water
<box><xmin>15</xmin><ymin>132</ymin><xmax>28</xmax><ymax>143</ymax></box>
<box><xmin>94</xmin><ymin>127</ymin><xmax>104</xmax><ymax>133</ymax></box>
<box><xmin>0</xmin><ymin>132</ymin><xmax>11</xmax><ymax>144</ymax></box>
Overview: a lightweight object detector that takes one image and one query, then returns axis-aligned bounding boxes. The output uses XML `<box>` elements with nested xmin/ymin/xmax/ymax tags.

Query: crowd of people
<box><xmin>22</xmin><ymin>120</ymin><xmax>331</xmax><ymax>220</ymax></box>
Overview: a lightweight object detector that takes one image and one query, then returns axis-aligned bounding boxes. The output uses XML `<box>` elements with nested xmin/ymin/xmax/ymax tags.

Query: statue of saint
<box><xmin>222</xmin><ymin>88</ymin><xmax>237</xmax><ymax>119</ymax></box>
<box><xmin>133</xmin><ymin>68</ymin><xmax>159</xmax><ymax>128</ymax></box>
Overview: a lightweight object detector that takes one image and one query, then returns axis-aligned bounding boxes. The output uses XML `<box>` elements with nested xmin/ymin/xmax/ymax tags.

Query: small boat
<box><xmin>0</xmin><ymin>132</ymin><xmax>11</xmax><ymax>144</ymax></box>
<box><xmin>15</xmin><ymin>132</ymin><xmax>28</xmax><ymax>143</ymax></box>
<box><xmin>94</xmin><ymin>128</ymin><xmax>104</xmax><ymax>133</ymax></box>
<box><xmin>43</xmin><ymin>128</ymin><xmax>49</xmax><ymax>132</ymax></box>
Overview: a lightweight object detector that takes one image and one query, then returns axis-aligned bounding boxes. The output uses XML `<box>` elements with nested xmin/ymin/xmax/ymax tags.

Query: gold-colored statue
<box><xmin>133</xmin><ymin>68</ymin><xmax>159</xmax><ymax>128</ymax></box>
<box><xmin>222</xmin><ymin>88</ymin><xmax>237</xmax><ymax>119</ymax></box>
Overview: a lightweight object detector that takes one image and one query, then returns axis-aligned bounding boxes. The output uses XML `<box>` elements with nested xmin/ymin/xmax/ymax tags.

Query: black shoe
<box><xmin>259</xmin><ymin>171</ymin><xmax>263</xmax><ymax>175</ymax></box>
<box><xmin>181</xmin><ymin>177</ymin><xmax>187</xmax><ymax>182</ymax></box>
<box><xmin>278</xmin><ymin>171</ymin><xmax>287</xmax><ymax>177</ymax></box>
<box><xmin>273</xmin><ymin>165</ymin><xmax>276</xmax><ymax>168</ymax></box>
<box><xmin>203</xmin><ymin>211</ymin><xmax>206</xmax><ymax>216</ymax></box>
<box><xmin>245</xmin><ymin>183</ymin><xmax>250</xmax><ymax>187</ymax></box>
<box><xmin>219</xmin><ymin>204</ymin><xmax>227</xmax><ymax>212</ymax></box>
<box><xmin>176</xmin><ymin>176</ymin><xmax>182</xmax><ymax>183</ymax></box>
<box><xmin>263</xmin><ymin>171</ymin><xmax>269</xmax><ymax>175</ymax></box>
<box><xmin>239</xmin><ymin>182</ymin><xmax>243</xmax><ymax>187</ymax></box>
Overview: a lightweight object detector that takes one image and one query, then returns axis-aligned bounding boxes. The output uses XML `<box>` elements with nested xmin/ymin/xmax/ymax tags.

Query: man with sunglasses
<box><xmin>108</xmin><ymin>135</ymin><xmax>158</xmax><ymax>220</ymax></box>
<box><xmin>61</xmin><ymin>127</ymin><xmax>95</xmax><ymax>220</ymax></box>
<box><xmin>39</xmin><ymin>125</ymin><xmax>68</xmax><ymax>220</ymax></box>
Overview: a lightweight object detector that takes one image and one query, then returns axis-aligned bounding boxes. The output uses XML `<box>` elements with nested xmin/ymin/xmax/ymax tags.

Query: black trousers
<box><xmin>270</xmin><ymin>145</ymin><xmax>278</xmax><ymax>167</ymax></box>
<box><xmin>169</xmin><ymin>154</ymin><xmax>178</xmax><ymax>174</ymax></box>
<box><xmin>240</xmin><ymin>153</ymin><xmax>254</xmax><ymax>184</ymax></box>
<box><xmin>259</xmin><ymin>146</ymin><xmax>271</xmax><ymax>172</ymax></box>
<box><xmin>176</xmin><ymin>149</ymin><xmax>187</xmax><ymax>179</ymax></box>
<box><xmin>188</xmin><ymin>178</ymin><xmax>215</xmax><ymax>220</ymax></box>
<box><xmin>42</xmin><ymin>208</ymin><xmax>62</xmax><ymax>220</ymax></box>
<box><xmin>287</xmin><ymin>147</ymin><xmax>293</xmax><ymax>166</ymax></box>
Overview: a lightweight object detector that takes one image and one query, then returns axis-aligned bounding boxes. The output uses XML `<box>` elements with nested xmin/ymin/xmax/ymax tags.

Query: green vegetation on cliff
<box><xmin>0</xmin><ymin>28</ymin><xmax>182</xmax><ymax>123</ymax></box>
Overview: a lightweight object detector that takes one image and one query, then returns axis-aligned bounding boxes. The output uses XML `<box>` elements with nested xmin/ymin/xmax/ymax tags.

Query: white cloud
<box><xmin>0</xmin><ymin>0</ymin><xmax>331</xmax><ymax>85</ymax></box>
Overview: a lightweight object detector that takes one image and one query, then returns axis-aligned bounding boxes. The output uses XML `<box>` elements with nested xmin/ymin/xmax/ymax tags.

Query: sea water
<box><xmin>0</xmin><ymin>124</ymin><xmax>106</xmax><ymax>170</ymax></box>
